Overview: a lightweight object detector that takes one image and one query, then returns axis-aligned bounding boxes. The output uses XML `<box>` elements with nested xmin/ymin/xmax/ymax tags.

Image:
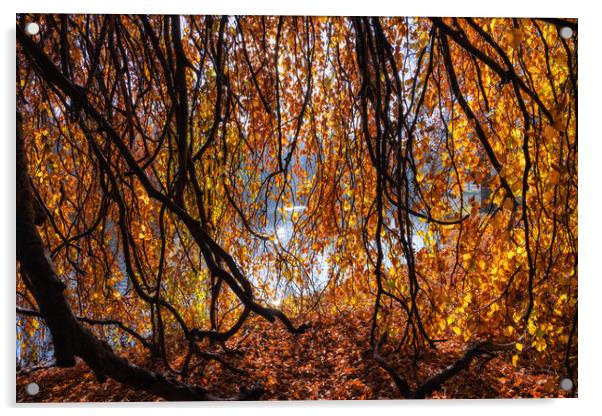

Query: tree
<box><xmin>16</xmin><ymin>15</ymin><xmax>577</xmax><ymax>400</ymax></box>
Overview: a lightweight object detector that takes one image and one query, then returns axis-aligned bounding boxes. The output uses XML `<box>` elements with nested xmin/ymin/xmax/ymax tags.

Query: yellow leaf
<box><xmin>544</xmin><ymin>125</ymin><xmax>557</xmax><ymax>140</ymax></box>
<box><xmin>477</xmin><ymin>259</ymin><xmax>486</xmax><ymax>271</ymax></box>
<box><xmin>509</xmin><ymin>28</ymin><xmax>523</xmax><ymax>48</ymax></box>
<box><xmin>512</xmin><ymin>354</ymin><xmax>519</xmax><ymax>367</ymax></box>
<box><xmin>515</xmin><ymin>342</ymin><xmax>523</xmax><ymax>351</ymax></box>
<box><xmin>532</xmin><ymin>339</ymin><xmax>547</xmax><ymax>352</ymax></box>
<box><xmin>418</xmin><ymin>31</ymin><xmax>430</xmax><ymax>48</ymax></box>
<box><xmin>528</xmin><ymin>319</ymin><xmax>537</xmax><ymax>335</ymax></box>
<box><xmin>452</xmin><ymin>326</ymin><xmax>462</xmax><ymax>335</ymax></box>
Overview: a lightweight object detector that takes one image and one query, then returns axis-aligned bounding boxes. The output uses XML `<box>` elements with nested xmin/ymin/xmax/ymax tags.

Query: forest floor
<box><xmin>16</xmin><ymin>309</ymin><xmax>575</xmax><ymax>402</ymax></box>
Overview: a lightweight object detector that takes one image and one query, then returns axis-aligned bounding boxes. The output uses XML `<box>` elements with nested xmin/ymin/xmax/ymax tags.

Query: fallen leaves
<box><xmin>17</xmin><ymin>308</ymin><xmax>576</xmax><ymax>402</ymax></box>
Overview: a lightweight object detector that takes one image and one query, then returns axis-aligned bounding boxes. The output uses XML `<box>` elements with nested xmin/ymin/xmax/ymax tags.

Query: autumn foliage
<box><xmin>16</xmin><ymin>15</ymin><xmax>577</xmax><ymax>400</ymax></box>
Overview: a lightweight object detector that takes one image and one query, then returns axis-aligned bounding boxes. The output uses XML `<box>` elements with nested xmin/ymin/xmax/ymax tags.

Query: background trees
<box><xmin>16</xmin><ymin>15</ymin><xmax>577</xmax><ymax>399</ymax></box>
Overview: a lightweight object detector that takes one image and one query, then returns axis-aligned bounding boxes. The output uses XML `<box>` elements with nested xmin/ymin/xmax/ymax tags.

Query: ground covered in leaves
<box><xmin>17</xmin><ymin>310</ymin><xmax>575</xmax><ymax>402</ymax></box>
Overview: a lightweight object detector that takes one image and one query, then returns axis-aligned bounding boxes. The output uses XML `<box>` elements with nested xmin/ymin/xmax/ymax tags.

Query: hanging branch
<box><xmin>16</xmin><ymin>109</ymin><xmax>263</xmax><ymax>400</ymax></box>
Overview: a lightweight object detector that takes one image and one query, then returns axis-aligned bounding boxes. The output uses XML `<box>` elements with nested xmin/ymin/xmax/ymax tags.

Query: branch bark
<box><xmin>16</xmin><ymin>110</ymin><xmax>262</xmax><ymax>401</ymax></box>
<box><xmin>16</xmin><ymin>24</ymin><xmax>308</xmax><ymax>340</ymax></box>
<box><xmin>374</xmin><ymin>338</ymin><xmax>514</xmax><ymax>399</ymax></box>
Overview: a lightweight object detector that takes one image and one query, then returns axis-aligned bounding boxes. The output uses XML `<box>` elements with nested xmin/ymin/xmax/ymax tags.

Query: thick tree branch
<box><xmin>16</xmin><ymin>109</ymin><xmax>262</xmax><ymax>401</ymax></box>
<box><xmin>374</xmin><ymin>339</ymin><xmax>514</xmax><ymax>399</ymax></box>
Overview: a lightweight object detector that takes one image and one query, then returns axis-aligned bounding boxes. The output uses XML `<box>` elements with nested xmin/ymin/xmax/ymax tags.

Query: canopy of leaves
<box><xmin>16</xmin><ymin>15</ymin><xmax>577</xmax><ymax>400</ymax></box>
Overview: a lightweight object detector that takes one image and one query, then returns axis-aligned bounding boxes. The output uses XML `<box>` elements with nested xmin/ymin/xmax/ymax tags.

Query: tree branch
<box><xmin>374</xmin><ymin>339</ymin><xmax>514</xmax><ymax>399</ymax></box>
<box><xmin>16</xmin><ymin>108</ymin><xmax>262</xmax><ymax>401</ymax></box>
